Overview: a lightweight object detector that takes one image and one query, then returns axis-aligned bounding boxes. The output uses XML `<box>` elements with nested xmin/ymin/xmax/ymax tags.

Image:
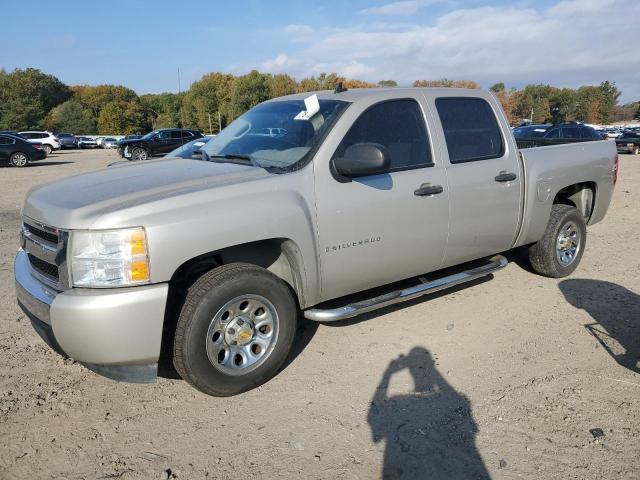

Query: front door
<box><xmin>314</xmin><ymin>96</ymin><xmax>450</xmax><ymax>301</ymax></box>
<box><xmin>433</xmin><ymin>96</ymin><xmax>522</xmax><ymax>267</ymax></box>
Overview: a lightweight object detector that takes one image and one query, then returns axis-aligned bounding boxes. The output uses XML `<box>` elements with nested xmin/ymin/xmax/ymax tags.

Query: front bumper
<box><xmin>14</xmin><ymin>249</ymin><xmax>169</xmax><ymax>383</ymax></box>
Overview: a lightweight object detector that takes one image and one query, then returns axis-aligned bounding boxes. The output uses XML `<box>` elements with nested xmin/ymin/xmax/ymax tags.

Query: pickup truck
<box><xmin>15</xmin><ymin>88</ymin><xmax>617</xmax><ymax>396</ymax></box>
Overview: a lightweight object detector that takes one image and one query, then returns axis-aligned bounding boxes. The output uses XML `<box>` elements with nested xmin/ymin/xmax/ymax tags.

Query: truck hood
<box><xmin>23</xmin><ymin>157</ymin><xmax>271</xmax><ymax>229</ymax></box>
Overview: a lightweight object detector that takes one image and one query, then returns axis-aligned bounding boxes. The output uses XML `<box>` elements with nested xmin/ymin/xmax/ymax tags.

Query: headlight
<box><xmin>70</xmin><ymin>227</ymin><xmax>150</xmax><ymax>287</ymax></box>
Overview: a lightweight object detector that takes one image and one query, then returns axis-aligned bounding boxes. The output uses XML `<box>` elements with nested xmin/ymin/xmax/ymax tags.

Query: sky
<box><xmin>2</xmin><ymin>0</ymin><xmax>639</xmax><ymax>102</ymax></box>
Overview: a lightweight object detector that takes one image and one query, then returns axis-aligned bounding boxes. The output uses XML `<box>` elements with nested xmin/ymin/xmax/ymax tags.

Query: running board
<box><xmin>304</xmin><ymin>255</ymin><xmax>508</xmax><ymax>322</ymax></box>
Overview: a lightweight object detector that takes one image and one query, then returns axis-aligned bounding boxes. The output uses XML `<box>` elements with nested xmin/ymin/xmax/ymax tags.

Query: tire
<box><xmin>633</xmin><ymin>146</ymin><xmax>639</xmax><ymax>155</ymax></box>
<box><xmin>131</xmin><ymin>148</ymin><xmax>149</xmax><ymax>161</ymax></box>
<box><xmin>528</xmin><ymin>204</ymin><xmax>586</xmax><ymax>278</ymax></box>
<box><xmin>173</xmin><ymin>263</ymin><xmax>297</xmax><ymax>396</ymax></box>
<box><xmin>10</xmin><ymin>152</ymin><xmax>29</xmax><ymax>168</ymax></box>
<box><xmin>43</xmin><ymin>145</ymin><xmax>52</xmax><ymax>155</ymax></box>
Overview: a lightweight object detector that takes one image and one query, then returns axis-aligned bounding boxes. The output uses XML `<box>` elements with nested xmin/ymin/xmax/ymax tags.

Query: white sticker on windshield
<box><xmin>294</xmin><ymin>94</ymin><xmax>321</xmax><ymax>120</ymax></box>
<box><xmin>534</xmin><ymin>129</ymin><xmax>546</xmax><ymax>132</ymax></box>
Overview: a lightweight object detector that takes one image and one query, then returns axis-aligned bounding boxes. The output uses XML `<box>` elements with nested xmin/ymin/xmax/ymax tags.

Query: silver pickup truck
<box><xmin>15</xmin><ymin>88</ymin><xmax>617</xmax><ymax>396</ymax></box>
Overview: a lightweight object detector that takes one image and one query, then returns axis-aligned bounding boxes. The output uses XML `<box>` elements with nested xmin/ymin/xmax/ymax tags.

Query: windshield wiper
<box><xmin>205</xmin><ymin>153</ymin><xmax>255</xmax><ymax>165</ymax></box>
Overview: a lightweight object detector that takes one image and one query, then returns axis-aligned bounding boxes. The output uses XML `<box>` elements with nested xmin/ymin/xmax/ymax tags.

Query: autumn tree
<box><xmin>377</xmin><ymin>80</ymin><xmax>398</xmax><ymax>87</ymax></box>
<box><xmin>228</xmin><ymin>70</ymin><xmax>271</xmax><ymax>120</ymax></box>
<box><xmin>267</xmin><ymin>74</ymin><xmax>298</xmax><ymax>98</ymax></box>
<box><xmin>413</xmin><ymin>79</ymin><xmax>480</xmax><ymax>89</ymax></box>
<box><xmin>45</xmin><ymin>100</ymin><xmax>96</xmax><ymax>133</ymax></box>
<box><xmin>179</xmin><ymin>72</ymin><xmax>234</xmax><ymax>133</ymax></box>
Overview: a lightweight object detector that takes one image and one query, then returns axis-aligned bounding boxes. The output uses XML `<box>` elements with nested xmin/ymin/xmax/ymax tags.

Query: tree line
<box><xmin>0</xmin><ymin>67</ymin><xmax>637</xmax><ymax>135</ymax></box>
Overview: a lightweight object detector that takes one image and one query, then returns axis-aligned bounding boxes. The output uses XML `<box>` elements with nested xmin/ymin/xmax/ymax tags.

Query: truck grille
<box><xmin>24</xmin><ymin>223</ymin><xmax>58</xmax><ymax>244</ymax></box>
<box><xmin>27</xmin><ymin>253</ymin><xmax>59</xmax><ymax>279</ymax></box>
<box><xmin>21</xmin><ymin>217</ymin><xmax>68</xmax><ymax>290</ymax></box>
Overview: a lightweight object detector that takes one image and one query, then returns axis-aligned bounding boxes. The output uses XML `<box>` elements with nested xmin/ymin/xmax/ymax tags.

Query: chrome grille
<box><xmin>21</xmin><ymin>217</ymin><xmax>69</xmax><ymax>290</ymax></box>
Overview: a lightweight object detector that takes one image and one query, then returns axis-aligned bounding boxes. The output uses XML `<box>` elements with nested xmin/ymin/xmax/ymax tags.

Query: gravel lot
<box><xmin>0</xmin><ymin>148</ymin><xmax>638</xmax><ymax>479</ymax></box>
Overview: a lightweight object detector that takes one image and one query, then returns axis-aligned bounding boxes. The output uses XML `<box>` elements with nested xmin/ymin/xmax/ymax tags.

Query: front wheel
<box><xmin>131</xmin><ymin>148</ymin><xmax>149</xmax><ymax>161</ymax></box>
<box><xmin>10</xmin><ymin>152</ymin><xmax>29</xmax><ymax>167</ymax></box>
<box><xmin>528</xmin><ymin>204</ymin><xmax>586</xmax><ymax>278</ymax></box>
<box><xmin>173</xmin><ymin>263</ymin><xmax>297</xmax><ymax>396</ymax></box>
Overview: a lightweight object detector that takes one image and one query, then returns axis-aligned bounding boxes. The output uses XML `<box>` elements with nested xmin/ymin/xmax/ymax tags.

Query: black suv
<box><xmin>514</xmin><ymin>123</ymin><xmax>604</xmax><ymax>148</ymax></box>
<box><xmin>118</xmin><ymin>128</ymin><xmax>203</xmax><ymax>161</ymax></box>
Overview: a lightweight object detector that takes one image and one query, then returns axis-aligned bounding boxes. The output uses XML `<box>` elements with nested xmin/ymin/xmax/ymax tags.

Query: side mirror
<box><xmin>333</xmin><ymin>143</ymin><xmax>391</xmax><ymax>178</ymax></box>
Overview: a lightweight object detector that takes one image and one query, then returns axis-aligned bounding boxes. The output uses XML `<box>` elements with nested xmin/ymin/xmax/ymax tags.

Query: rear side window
<box><xmin>0</xmin><ymin>135</ymin><xmax>15</xmax><ymax>145</ymax></box>
<box><xmin>181</xmin><ymin>131</ymin><xmax>193</xmax><ymax>138</ymax></box>
<box><xmin>170</xmin><ymin>131</ymin><xmax>183</xmax><ymax>139</ymax></box>
<box><xmin>562</xmin><ymin>127</ymin><xmax>580</xmax><ymax>139</ymax></box>
<box><xmin>436</xmin><ymin>97</ymin><xmax>504</xmax><ymax>163</ymax></box>
<box><xmin>333</xmin><ymin>99</ymin><xmax>433</xmax><ymax>172</ymax></box>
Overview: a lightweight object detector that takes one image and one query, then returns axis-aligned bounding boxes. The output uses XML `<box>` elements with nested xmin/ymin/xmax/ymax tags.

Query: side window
<box><xmin>182</xmin><ymin>131</ymin><xmax>193</xmax><ymax>138</ymax></box>
<box><xmin>170</xmin><ymin>130</ymin><xmax>183</xmax><ymax>140</ymax></box>
<box><xmin>545</xmin><ymin>128</ymin><xmax>560</xmax><ymax>139</ymax></box>
<box><xmin>21</xmin><ymin>133</ymin><xmax>33</xmax><ymax>139</ymax></box>
<box><xmin>435</xmin><ymin>97</ymin><xmax>504</xmax><ymax>163</ymax></box>
<box><xmin>332</xmin><ymin>99</ymin><xmax>433</xmax><ymax>172</ymax></box>
<box><xmin>0</xmin><ymin>136</ymin><xmax>14</xmax><ymax>145</ymax></box>
<box><xmin>562</xmin><ymin>127</ymin><xmax>580</xmax><ymax>139</ymax></box>
<box><xmin>158</xmin><ymin>131</ymin><xmax>172</xmax><ymax>140</ymax></box>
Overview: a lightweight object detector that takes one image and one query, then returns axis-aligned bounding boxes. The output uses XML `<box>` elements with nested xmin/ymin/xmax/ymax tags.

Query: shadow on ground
<box><xmin>560</xmin><ymin>279</ymin><xmax>640</xmax><ymax>375</ymax></box>
<box><xmin>368</xmin><ymin>347</ymin><xmax>490</xmax><ymax>479</ymax></box>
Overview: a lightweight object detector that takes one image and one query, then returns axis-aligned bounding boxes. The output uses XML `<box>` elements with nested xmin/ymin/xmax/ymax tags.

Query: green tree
<box><xmin>0</xmin><ymin>68</ymin><xmax>71</xmax><ymax>130</ymax></box>
<box><xmin>45</xmin><ymin>100</ymin><xmax>96</xmax><ymax>133</ymax></box>
<box><xmin>490</xmin><ymin>82</ymin><xmax>505</xmax><ymax>92</ymax></box>
<box><xmin>377</xmin><ymin>80</ymin><xmax>398</xmax><ymax>87</ymax></box>
<box><xmin>140</xmin><ymin>92</ymin><xmax>184</xmax><ymax>129</ymax></box>
<box><xmin>180</xmin><ymin>72</ymin><xmax>234</xmax><ymax>133</ymax></box>
<box><xmin>97</xmin><ymin>101</ymin><xmax>148</xmax><ymax>135</ymax></box>
<box><xmin>72</xmin><ymin>84</ymin><xmax>139</xmax><ymax>118</ymax></box>
<box><xmin>229</xmin><ymin>70</ymin><xmax>270</xmax><ymax>119</ymax></box>
<box><xmin>598</xmin><ymin>81</ymin><xmax>621</xmax><ymax>123</ymax></box>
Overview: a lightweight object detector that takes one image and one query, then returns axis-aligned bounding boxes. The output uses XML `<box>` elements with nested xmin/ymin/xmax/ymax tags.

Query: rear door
<box><xmin>433</xmin><ymin>96</ymin><xmax>522</xmax><ymax>267</ymax></box>
<box><xmin>0</xmin><ymin>135</ymin><xmax>12</xmax><ymax>161</ymax></box>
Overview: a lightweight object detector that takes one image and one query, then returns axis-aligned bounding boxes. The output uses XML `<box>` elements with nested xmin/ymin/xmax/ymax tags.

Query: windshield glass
<box><xmin>140</xmin><ymin>131</ymin><xmax>157</xmax><ymax>140</ymax></box>
<box><xmin>201</xmin><ymin>99</ymin><xmax>349</xmax><ymax>170</ymax></box>
<box><xmin>513</xmin><ymin>126</ymin><xmax>547</xmax><ymax>138</ymax></box>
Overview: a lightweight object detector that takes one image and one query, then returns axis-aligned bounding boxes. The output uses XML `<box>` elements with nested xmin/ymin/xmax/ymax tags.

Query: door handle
<box><xmin>414</xmin><ymin>183</ymin><xmax>444</xmax><ymax>196</ymax></box>
<box><xmin>495</xmin><ymin>171</ymin><xmax>517</xmax><ymax>182</ymax></box>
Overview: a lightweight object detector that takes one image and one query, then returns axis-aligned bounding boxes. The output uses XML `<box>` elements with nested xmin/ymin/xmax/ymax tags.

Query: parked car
<box><xmin>124</xmin><ymin>134</ymin><xmax>143</xmax><ymax>140</ymax></box>
<box><xmin>118</xmin><ymin>128</ymin><xmax>203</xmax><ymax>161</ymax></box>
<box><xmin>514</xmin><ymin>123</ymin><xmax>604</xmax><ymax>148</ymax></box>
<box><xmin>95</xmin><ymin>137</ymin><xmax>105</xmax><ymax>148</ymax></box>
<box><xmin>0</xmin><ymin>134</ymin><xmax>47</xmax><ymax>167</ymax></box>
<box><xmin>77</xmin><ymin>137</ymin><xmax>98</xmax><ymax>149</ymax></box>
<box><xmin>0</xmin><ymin>131</ymin><xmax>26</xmax><ymax>139</ymax></box>
<box><xmin>56</xmin><ymin>133</ymin><xmax>77</xmax><ymax>149</ymax></box>
<box><xmin>615</xmin><ymin>131</ymin><xmax>640</xmax><ymax>154</ymax></box>
<box><xmin>15</xmin><ymin>88</ymin><xmax>616</xmax><ymax>395</ymax></box>
<box><xmin>604</xmin><ymin>128</ymin><xmax>623</xmax><ymax>138</ymax></box>
<box><xmin>102</xmin><ymin>137</ymin><xmax>119</xmax><ymax>149</ymax></box>
<box><xmin>18</xmin><ymin>131</ymin><xmax>61</xmax><ymax>155</ymax></box>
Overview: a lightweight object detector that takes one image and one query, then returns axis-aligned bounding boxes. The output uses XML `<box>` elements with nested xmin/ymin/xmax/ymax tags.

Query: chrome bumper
<box><xmin>14</xmin><ymin>249</ymin><xmax>169</xmax><ymax>383</ymax></box>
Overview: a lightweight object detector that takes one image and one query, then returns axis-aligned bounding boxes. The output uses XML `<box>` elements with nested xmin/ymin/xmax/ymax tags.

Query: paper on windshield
<box><xmin>294</xmin><ymin>94</ymin><xmax>320</xmax><ymax>121</ymax></box>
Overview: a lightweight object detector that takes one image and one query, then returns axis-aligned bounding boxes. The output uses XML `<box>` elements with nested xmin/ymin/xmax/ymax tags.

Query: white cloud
<box><xmin>283</xmin><ymin>24</ymin><xmax>314</xmax><ymax>34</ymax></box>
<box><xmin>261</xmin><ymin>0</ymin><xmax>640</xmax><ymax>101</ymax></box>
<box><xmin>360</xmin><ymin>0</ymin><xmax>444</xmax><ymax>16</ymax></box>
<box><xmin>262</xmin><ymin>53</ymin><xmax>293</xmax><ymax>72</ymax></box>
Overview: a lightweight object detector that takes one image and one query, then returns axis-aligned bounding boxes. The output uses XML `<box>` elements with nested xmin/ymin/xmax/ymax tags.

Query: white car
<box><xmin>605</xmin><ymin>129</ymin><xmax>622</xmax><ymax>138</ymax></box>
<box><xmin>77</xmin><ymin>137</ymin><xmax>98</xmax><ymax>148</ymax></box>
<box><xmin>18</xmin><ymin>131</ymin><xmax>61</xmax><ymax>155</ymax></box>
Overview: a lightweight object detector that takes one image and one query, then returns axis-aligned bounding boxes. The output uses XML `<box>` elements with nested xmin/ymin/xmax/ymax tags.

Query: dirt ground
<box><xmin>0</xmin><ymin>148</ymin><xmax>638</xmax><ymax>479</ymax></box>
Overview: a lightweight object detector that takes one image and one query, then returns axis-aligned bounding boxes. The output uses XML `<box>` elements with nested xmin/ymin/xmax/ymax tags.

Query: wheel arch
<box><xmin>552</xmin><ymin>181</ymin><xmax>596</xmax><ymax>221</ymax></box>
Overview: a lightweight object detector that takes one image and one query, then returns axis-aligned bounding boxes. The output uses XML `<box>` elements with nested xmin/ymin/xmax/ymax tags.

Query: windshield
<box><xmin>167</xmin><ymin>137</ymin><xmax>210</xmax><ymax>158</ymax></box>
<box><xmin>201</xmin><ymin>99</ymin><xmax>349</xmax><ymax>170</ymax></box>
<box><xmin>139</xmin><ymin>131</ymin><xmax>156</xmax><ymax>140</ymax></box>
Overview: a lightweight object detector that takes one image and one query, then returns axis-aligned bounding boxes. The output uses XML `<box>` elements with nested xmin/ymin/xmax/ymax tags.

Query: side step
<box><xmin>304</xmin><ymin>255</ymin><xmax>508</xmax><ymax>322</ymax></box>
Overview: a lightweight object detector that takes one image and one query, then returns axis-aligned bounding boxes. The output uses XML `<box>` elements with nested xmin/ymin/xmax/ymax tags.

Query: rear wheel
<box><xmin>10</xmin><ymin>152</ymin><xmax>29</xmax><ymax>167</ymax></box>
<box><xmin>173</xmin><ymin>263</ymin><xmax>297</xmax><ymax>396</ymax></box>
<box><xmin>43</xmin><ymin>145</ymin><xmax>52</xmax><ymax>155</ymax></box>
<box><xmin>529</xmin><ymin>204</ymin><xmax>586</xmax><ymax>278</ymax></box>
<box><xmin>131</xmin><ymin>148</ymin><xmax>149</xmax><ymax>161</ymax></box>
